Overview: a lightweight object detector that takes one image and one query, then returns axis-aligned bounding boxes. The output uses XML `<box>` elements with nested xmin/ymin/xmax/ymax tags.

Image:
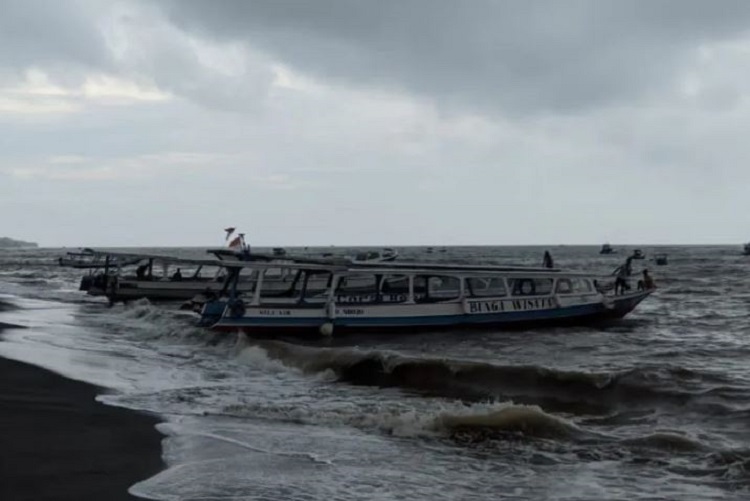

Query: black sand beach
<box><xmin>0</xmin><ymin>341</ymin><xmax>164</xmax><ymax>500</ymax></box>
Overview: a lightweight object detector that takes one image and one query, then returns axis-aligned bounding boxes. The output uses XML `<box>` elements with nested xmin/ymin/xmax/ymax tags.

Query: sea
<box><xmin>1</xmin><ymin>245</ymin><xmax>749</xmax><ymax>501</ymax></box>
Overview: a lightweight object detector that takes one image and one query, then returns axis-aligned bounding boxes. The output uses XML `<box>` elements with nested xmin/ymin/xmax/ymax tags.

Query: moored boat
<box><xmin>59</xmin><ymin>248</ymin><xmax>141</xmax><ymax>269</ymax></box>
<box><xmin>349</xmin><ymin>248</ymin><xmax>399</xmax><ymax>264</ymax></box>
<box><xmin>654</xmin><ymin>253</ymin><xmax>668</xmax><ymax>266</ymax></box>
<box><xmin>600</xmin><ymin>243</ymin><xmax>615</xmax><ymax>255</ymax></box>
<box><xmin>199</xmin><ymin>260</ymin><xmax>654</xmax><ymax>336</ymax></box>
<box><xmin>81</xmin><ymin>252</ymin><xmax>236</xmax><ymax>303</ymax></box>
<box><xmin>79</xmin><ymin>248</ymin><xmax>356</xmax><ymax>304</ymax></box>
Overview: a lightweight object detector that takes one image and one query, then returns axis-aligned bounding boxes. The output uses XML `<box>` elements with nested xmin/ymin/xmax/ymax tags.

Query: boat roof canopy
<box><xmin>82</xmin><ymin>249</ymin><xmax>602</xmax><ymax>278</ymax></box>
<box><xmin>83</xmin><ymin>249</ymin><xmax>348</xmax><ymax>271</ymax></box>
<box><xmin>83</xmin><ymin>249</ymin><xmax>231</xmax><ymax>268</ymax></box>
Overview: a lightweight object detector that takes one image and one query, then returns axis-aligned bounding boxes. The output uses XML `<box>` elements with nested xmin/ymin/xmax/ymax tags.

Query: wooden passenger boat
<box><xmin>199</xmin><ymin>260</ymin><xmax>654</xmax><ymax>336</ymax></box>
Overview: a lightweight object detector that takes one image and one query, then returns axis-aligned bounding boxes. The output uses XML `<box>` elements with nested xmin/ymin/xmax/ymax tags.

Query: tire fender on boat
<box><xmin>319</xmin><ymin>322</ymin><xmax>334</xmax><ymax>337</ymax></box>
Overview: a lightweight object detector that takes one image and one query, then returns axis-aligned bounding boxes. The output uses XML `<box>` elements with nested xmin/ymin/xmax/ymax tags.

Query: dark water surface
<box><xmin>1</xmin><ymin>245</ymin><xmax>748</xmax><ymax>500</ymax></box>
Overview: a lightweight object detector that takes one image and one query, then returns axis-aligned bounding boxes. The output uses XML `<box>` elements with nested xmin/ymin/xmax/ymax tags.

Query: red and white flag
<box><xmin>228</xmin><ymin>236</ymin><xmax>243</xmax><ymax>249</ymax></box>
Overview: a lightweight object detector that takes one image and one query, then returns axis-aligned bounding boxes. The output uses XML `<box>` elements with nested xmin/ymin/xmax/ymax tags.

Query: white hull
<box><xmin>200</xmin><ymin>260</ymin><xmax>655</xmax><ymax>335</ymax></box>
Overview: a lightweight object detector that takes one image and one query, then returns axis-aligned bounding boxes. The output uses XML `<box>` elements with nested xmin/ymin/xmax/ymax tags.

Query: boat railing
<box><xmin>221</xmin><ymin>266</ymin><xmax>624</xmax><ymax>308</ymax></box>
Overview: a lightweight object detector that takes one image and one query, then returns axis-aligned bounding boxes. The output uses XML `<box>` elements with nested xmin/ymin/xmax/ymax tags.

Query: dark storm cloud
<box><xmin>0</xmin><ymin>0</ymin><xmax>111</xmax><ymax>79</ymax></box>
<box><xmin>159</xmin><ymin>0</ymin><xmax>750</xmax><ymax>114</ymax></box>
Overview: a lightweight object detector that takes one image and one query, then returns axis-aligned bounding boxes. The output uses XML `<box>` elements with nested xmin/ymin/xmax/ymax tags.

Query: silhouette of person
<box><xmin>542</xmin><ymin>251</ymin><xmax>554</xmax><ymax>269</ymax></box>
<box><xmin>614</xmin><ymin>264</ymin><xmax>630</xmax><ymax>295</ymax></box>
<box><xmin>638</xmin><ymin>269</ymin><xmax>656</xmax><ymax>290</ymax></box>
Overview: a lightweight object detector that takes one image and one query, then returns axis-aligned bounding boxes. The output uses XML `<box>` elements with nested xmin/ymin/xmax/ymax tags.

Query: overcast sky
<box><xmin>3</xmin><ymin>0</ymin><xmax>750</xmax><ymax>247</ymax></box>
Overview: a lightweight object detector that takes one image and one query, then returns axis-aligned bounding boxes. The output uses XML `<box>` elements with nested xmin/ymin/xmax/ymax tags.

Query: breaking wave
<box><xmin>82</xmin><ymin>299</ymin><xmax>215</xmax><ymax>345</ymax></box>
<box><xmin>240</xmin><ymin>338</ymin><xmax>745</xmax><ymax>414</ymax></box>
<box><xmin>620</xmin><ymin>432</ymin><xmax>709</xmax><ymax>453</ymax></box>
<box><xmin>437</xmin><ymin>405</ymin><xmax>581</xmax><ymax>440</ymax></box>
<box><xmin>0</xmin><ymin>298</ymin><xmax>19</xmax><ymax>312</ymax></box>
<box><xmin>220</xmin><ymin>396</ymin><xmax>580</xmax><ymax>441</ymax></box>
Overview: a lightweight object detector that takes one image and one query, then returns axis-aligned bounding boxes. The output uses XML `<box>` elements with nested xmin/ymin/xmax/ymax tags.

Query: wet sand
<box><xmin>0</xmin><ymin>344</ymin><xmax>164</xmax><ymax>500</ymax></box>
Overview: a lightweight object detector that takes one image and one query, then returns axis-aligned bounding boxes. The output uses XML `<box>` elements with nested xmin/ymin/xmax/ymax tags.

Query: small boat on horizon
<box><xmin>349</xmin><ymin>248</ymin><xmax>399</xmax><ymax>264</ymax></box>
<box><xmin>600</xmin><ymin>243</ymin><xmax>615</xmax><ymax>255</ymax></box>
<box><xmin>632</xmin><ymin>249</ymin><xmax>646</xmax><ymax>260</ymax></box>
<box><xmin>58</xmin><ymin>248</ymin><xmax>142</xmax><ymax>269</ymax></box>
<box><xmin>743</xmin><ymin>243</ymin><xmax>750</xmax><ymax>256</ymax></box>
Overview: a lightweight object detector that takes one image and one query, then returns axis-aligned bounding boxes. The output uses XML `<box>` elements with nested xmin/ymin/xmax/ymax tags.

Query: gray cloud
<box><xmin>160</xmin><ymin>0</ymin><xmax>750</xmax><ymax>115</ymax></box>
<box><xmin>0</xmin><ymin>0</ymin><xmax>112</xmax><ymax>82</ymax></box>
<box><xmin>3</xmin><ymin>1</ymin><xmax>750</xmax><ymax>246</ymax></box>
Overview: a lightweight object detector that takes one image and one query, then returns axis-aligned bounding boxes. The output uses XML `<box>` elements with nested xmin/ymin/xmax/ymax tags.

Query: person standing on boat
<box><xmin>613</xmin><ymin>255</ymin><xmax>634</xmax><ymax>277</ymax></box>
<box><xmin>624</xmin><ymin>255</ymin><xmax>634</xmax><ymax>276</ymax></box>
<box><xmin>638</xmin><ymin>269</ymin><xmax>656</xmax><ymax>290</ymax></box>
<box><xmin>542</xmin><ymin>251</ymin><xmax>554</xmax><ymax>269</ymax></box>
<box><xmin>614</xmin><ymin>264</ymin><xmax>631</xmax><ymax>295</ymax></box>
<box><xmin>171</xmin><ymin>268</ymin><xmax>183</xmax><ymax>281</ymax></box>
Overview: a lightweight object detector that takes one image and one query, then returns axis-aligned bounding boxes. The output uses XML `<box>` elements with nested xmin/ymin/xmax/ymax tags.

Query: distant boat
<box><xmin>632</xmin><ymin>249</ymin><xmax>646</xmax><ymax>260</ymax></box>
<box><xmin>80</xmin><ymin>248</ymin><xmax>338</xmax><ymax>303</ymax></box>
<box><xmin>272</xmin><ymin>247</ymin><xmax>287</xmax><ymax>257</ymax></box>
<box><xmin>654</xmin><ymin>253</ymin><xmax>668</xmax><ymax>266</ymax></box>
<box><xmin>743</xmin><ymin>243</ymin><xmax>750</xmax><ymax>256</ymax></box>
<box><xmin>349</xmin><ymin>248</ymin><xmax>398</xmax><ymax>264</ymax></box>
<box><xmin>58</xmin><ymin>249</ymin><xmax>141</xmax><ymax>269</ymax></box>
<box><xmin>600</xmin><ymin>243</ymin><xmax>615</xmax><ymax>255</ymax></box>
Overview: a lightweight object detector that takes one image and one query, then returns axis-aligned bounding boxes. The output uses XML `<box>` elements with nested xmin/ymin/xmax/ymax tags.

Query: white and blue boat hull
<box><xmin>204</xmin><ymin>290</ymin><xmax>651</xmax><ymax>336</ymax></box>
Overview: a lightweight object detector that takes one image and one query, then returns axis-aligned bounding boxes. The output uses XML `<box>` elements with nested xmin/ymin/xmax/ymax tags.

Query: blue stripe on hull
<box><xmin>210</xmin><ymin>292</ymin><xmax>649</xmax><ymax>332</ymax></box>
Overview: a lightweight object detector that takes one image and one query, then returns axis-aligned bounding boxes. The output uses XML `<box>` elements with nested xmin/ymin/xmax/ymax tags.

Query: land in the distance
<box><xmin>0</xmin><ymin>237</ymin><xmax>38</xmax><ymax>248</ymax></box>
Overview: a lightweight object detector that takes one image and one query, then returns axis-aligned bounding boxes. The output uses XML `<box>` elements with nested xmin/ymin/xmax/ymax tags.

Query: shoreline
<box><xmin>0</xmin><ymin>335</ymin><xmax>164</xmax><ymax>500</ymax></box>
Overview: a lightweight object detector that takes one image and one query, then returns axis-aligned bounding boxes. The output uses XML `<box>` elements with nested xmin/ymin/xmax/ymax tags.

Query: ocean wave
<box><xmin>219</xmin><ymin>395</ymin><xmax>579</xmax><ymax>442</ymax></box>
<box><xmin>619</xmin><ymin>432</ymin><xmax>709</xmax><ymax>453</ymax></box>
<box><xmin>0</xmin><ymin>298</ymin><xmax>19</xmax><ymax>311</ymax></box>
<box><xmin>82</xmin><ymin>299</ymin><xmax>212</xmax><ymax>345</ymax></box>
<box><xmin>241</xmin><ymin>339</ymin><xmax>746</xmax><ymax>414</ymax></box>
<box><xmin>667</xmin><ymin>449</ymin><xmax>750</xmax><ymax>488</ymax></box>
<box><xmin>437</xmin><ymin>404</ymin><xmax>581</xmax><ymax>440</ymax></box>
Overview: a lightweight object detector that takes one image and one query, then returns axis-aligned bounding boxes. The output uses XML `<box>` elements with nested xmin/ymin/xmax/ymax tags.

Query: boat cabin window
<box><xmin>230</xmin><ymin>268</ymin><xmax>258</xmax><ymax>297</ymax></box>
<box><xmin>466</xmin><ymin>277</ymin><xmax>507</xmax><ymax>298</ymax></box>
<box><xmin>260</xmin><ymin>268</ymin><xmax>303</xmax><ymax>299</ymax></box>
<box><xmin>555</xmin><ymin>279</ymin><xmax>573</xmax><ymax>294</ymax></box>
<box><xmin>555</xmin><ymin>278</ymin><xmax>593</xmax><ymax>295</ymax></box>
<box><xmin>509</xmin><ymin>277</ymin><xmax>554</xmax><ymax>296</ymax></box>
<box><xmin>571</xmin><ymin>278</ymin><xmax>593</xmax><ymax>293</ymax></box>
<box><xmin>301</xmin><ymin>271</ymin><xmax>333</xmax><ymax>303</ymax></box>
<box><xmin>414</xmin><ymin>275</ymin><xmax>461</xmax><ymax>302</ymax></box>
<box><xmin>354</xmin><ymin>251</ymin><xmax>380</xmax><ymax>261</ymax></box>
<box><xmin>190</xmin><ymin>266</ymin><xmax>203</xmax><ymax>279</ymax></box>
<box><xmin>264</xmin><ymin>267</ymin><xmax>286</xmax><ymax>279</ymax></box>
<box><xmin>336</xmin><ymin>273</ymin><xmax>378</xmax><ymax>304</ymax></box>
<box><xmin>379</xmin><ymin>275</ymin><xmax>410</xmax><ymax>303</ymax></box>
